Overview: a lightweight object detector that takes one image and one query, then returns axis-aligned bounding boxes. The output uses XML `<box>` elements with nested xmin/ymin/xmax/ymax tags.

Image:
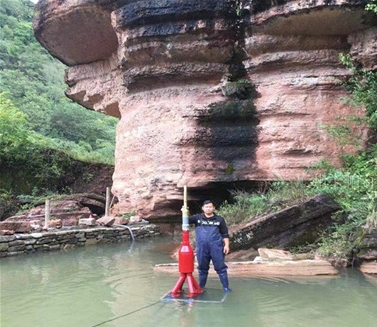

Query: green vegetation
<box><xmin>0</xmin><ymin>0</ymin><xmax>117</xmax><ymax>165</ymax></box>
<box><xmin>366</xmin><ymin>0</ymin><xmax>377</xmax><ymax>13</ymax></box>
<box><xmin>306</xmin><ymin>153</ymin><xmax>377</xmax><ymax>257</ymax></box>
<box><xmin>217</xmin><ymin>181</ymin><xmax>309</xmax><ymax>225</ymax></box>
<box><xmin>0</xmin><ymin>0</ymin><xmax>117</xmax><ymax>218</ymax></box>
<box><xmin>221</xmin><ymin>79</ymin><xmax>258</xmax><ymax>100</ymax></box>
<box><xmin>305</xmin><ymin>50</ymin><xmax>377</xmax><ymax>258</ymax></box>
<box><xmin>219</xmin><ymin>148</ymin><xmax>377</xmax><ymax>259</ymax></box>
<box><xmin>0</xmin><ymin>89</ymin><xmax>113</xmax><ymax>216</ymax></box>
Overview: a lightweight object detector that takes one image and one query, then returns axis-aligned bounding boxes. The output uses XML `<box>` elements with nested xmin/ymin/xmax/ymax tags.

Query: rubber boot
<box><xmin>199</xmin><ymin>272</ymin><xmax>208</xmax><ymax>289</ymax></box>
<box><xmin>219</xmin><ymin>272</ymin><xmax>232</xmax><ymax>293</ymax></box>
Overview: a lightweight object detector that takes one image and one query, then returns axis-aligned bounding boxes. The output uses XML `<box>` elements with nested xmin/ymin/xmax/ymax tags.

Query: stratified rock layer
<box><xmin>229</xmin><ymin>194</ymin><xmax>340</xmax><ymax>251</ymax></box>
<box><xmin>34</xmin><ymin>0</ymin><xmax>377</xmax><ymax>217</ymax></box>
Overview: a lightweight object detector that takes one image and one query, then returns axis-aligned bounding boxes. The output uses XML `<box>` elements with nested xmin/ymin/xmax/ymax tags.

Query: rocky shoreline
<box><xmin>1</xmin><ymin>194</ymin><xmax>376</xmax><ymax>278</ymax></box>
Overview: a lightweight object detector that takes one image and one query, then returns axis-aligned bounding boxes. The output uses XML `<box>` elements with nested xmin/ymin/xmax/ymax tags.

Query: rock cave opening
<box><xmin>188</xmin><ymin>180</ymin><xmax>271</xmax><ymax>212</ymax></box>
<box><xmin>158</xmin><ymin>180</ymin><xmax>270</xmax><ymax>223</ymax></box>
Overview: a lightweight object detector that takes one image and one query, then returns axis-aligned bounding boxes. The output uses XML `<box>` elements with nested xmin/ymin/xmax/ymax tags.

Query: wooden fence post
<box><xmin>44</xmin><ymin>199</ymin><xmax>50</xmax><ymax>229</ymax></box>
<box><xmin>105</xmin><ymin>187</ymin><xmax>110</xmax><ymax>217</ymax></box>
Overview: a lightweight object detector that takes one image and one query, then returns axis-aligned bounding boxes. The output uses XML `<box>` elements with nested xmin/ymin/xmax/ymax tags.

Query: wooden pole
<box><xmin>44</xmin><ymin>199</ymin><xmax>50</xmax><ymax>229</ymax></box>
<box><xmin>105</xmin><ymin>187</ymin><xmax>110</xmax><ymax>217</ymax></box>
<box><xmin>183</xmin><ymin>185</ymin><xmax>187</xmax><ymax>206</ymax></box>
<box><xmin>181</xmin><ymin>185</ymin><xmax>189</xmax><ymax>231</ymax></box>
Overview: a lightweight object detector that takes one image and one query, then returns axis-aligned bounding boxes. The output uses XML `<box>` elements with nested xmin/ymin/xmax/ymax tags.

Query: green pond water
<box><xmin>1</xmin><ymin>235</ymin><xmax>377</xmax><ymax>327</ymax></box>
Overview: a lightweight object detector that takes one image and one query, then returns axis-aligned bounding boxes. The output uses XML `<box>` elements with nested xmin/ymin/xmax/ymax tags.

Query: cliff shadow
<box><xmin>186</xmin><ymin>80</ymin><xmax>263</xmax><ymax>206</ymax></box>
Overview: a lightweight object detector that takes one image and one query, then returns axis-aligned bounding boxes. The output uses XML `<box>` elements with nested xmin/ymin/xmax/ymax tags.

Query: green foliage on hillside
<box><xmin>0</xmin><ymin>0</ymin><xmax>117</xmax><ymax>165</ymax></box>
<box><xmin>0</xmin><ymin>92</ymin><xmax>31</xmax><ymax>162</ymax></box>
<box><xmin>0</xmin><ymin>0</ymin><xmax>117</xmax><ymax>218</ymax></box>
<box><xmin>0</xmin><ymin>92</ymin><xmax>103</xmax><ymax>198</ymax></box>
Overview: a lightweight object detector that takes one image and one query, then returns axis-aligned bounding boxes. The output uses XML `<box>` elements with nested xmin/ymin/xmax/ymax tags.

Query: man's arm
<box><xmin>218</xmin><ymin>216</ymin><xmax>230</xmax><ymax>254</ymax></box>
<box><xmin>223</xmin><ymin>238</ymin><xmax>230</xmax><ymax>255</ymax></box>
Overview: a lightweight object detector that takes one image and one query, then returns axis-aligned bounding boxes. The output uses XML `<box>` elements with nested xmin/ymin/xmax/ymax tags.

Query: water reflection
<box><xmin>1</xmin><ymin>237</ymin><xmax>376</xmax><ymax>327</ymax></box>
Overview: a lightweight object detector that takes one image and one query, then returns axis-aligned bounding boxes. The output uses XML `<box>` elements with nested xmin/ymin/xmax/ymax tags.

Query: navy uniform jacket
<box><xmin>188</xmin><ymin>213</ymin><xmax>229</xmax><ymax>274</ymax></box>
<box><xmin>188</xmin><ymin>213</ymin><xmax>229</xmax><ymax>239</ymax></box>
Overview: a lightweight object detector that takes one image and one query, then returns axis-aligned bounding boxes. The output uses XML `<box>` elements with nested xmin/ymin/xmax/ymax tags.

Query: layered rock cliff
<box><xmin>34</xmin><ymin>0</ymin><xmax>377</xmax><ymax>218</ymax></box>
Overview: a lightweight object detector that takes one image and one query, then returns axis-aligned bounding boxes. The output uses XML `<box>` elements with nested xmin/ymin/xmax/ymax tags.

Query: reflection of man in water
<box><xmin>189</xmin><ymin>200</ymin><xmax>232</xmax><ymax>292</ymax></box>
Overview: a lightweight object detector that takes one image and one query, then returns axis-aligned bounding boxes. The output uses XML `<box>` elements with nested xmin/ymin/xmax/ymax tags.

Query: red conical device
<box><xmin>170</xmin><ymin>186</ymin><xmax>202</xmax><ymax>297</ymax></box>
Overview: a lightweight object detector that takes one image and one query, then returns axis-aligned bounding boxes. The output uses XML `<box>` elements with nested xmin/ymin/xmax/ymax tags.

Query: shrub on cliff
<box><xmin>217</xmin><ymin>181</ymin><xmax>309</xmax><ymax>225</ymax></box>
<box><xmin>307</xmin><ymin>153</ymin><xmax>377</xmax><ymax>257</ymax></box>
<box><xmin>302</xmin><ymin>45</ymin><xmax>377</xmax><ymax>258</ymax></box>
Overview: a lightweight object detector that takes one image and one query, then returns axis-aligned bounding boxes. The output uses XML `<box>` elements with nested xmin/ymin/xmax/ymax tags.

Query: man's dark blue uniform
<box><xmin>189</xmin><ymin>201</ymin><xmax>231</xmax><ymax>292</ymax></box>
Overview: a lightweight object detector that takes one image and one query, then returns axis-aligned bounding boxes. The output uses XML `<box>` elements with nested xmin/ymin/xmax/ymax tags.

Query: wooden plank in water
<box><xmin>154</xmin><ymin>259</ymin><xmax>339</xmax><ymax>276</ymax></box>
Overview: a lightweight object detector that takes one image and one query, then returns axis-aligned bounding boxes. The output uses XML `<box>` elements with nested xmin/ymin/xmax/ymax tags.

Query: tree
<box><xmin>0</xmin><ymin>92</ymin><xmax>31</xmax><ymax>162</ymax></box>
<box><xmin>0</xmin><ymin>0</ymin><xmax>118</xmax><ymax>164</ymax></box>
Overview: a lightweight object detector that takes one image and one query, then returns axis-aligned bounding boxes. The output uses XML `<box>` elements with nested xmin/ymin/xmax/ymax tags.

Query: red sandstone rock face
<box><xmin>34</xmin><ymin>0</ymin><xmax>376</xmax><ymax>218</ymax></box>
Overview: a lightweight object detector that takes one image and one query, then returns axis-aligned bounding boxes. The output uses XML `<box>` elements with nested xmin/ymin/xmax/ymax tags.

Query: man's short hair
<box><xmin>202</xmin><ymin>200</ymin><xmax>214</xmax><ymax>206</ymax></box>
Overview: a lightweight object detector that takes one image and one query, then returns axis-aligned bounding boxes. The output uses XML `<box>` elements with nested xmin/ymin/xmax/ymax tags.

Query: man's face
<box><xmin>202</xmin><ymin>203</ymin><xmax>215</xmax><ymax>216</ymax></box>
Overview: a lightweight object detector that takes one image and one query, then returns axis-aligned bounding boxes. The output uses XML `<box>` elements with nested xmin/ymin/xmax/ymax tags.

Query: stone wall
<box><xmin>0</xmin><ymin>225</ymin><xmax>160</xmax><ymax>258</ymax></box>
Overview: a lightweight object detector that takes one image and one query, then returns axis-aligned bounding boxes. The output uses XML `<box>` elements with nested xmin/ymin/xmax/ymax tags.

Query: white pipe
<box><xmin>113</xmin><ymin>224</ymin><xmax>135</xmax><ymax>242</ymax></box>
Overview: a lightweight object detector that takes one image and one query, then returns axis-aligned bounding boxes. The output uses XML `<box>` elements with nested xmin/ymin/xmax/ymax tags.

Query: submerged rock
<box><xmin>359</xmin><ymin>261</ymin><xmax>377</xmax><ymax>274</ymax></box>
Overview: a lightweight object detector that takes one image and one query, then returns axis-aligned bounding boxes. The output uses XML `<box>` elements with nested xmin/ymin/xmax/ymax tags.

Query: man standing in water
<box><xmin>189</xmin><ymin>200</ymin><xmax>232</xmax><ymax>292</ymax></box>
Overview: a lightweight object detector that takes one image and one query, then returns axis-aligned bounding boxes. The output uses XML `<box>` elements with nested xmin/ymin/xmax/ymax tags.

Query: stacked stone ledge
<box><xmin>0</xmin><ymin>225</ymin><xmax>160</xmax><ymax>258</ymax></box>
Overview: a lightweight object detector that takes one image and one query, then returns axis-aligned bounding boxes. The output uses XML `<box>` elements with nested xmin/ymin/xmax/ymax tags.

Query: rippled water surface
<box><xmin>1</xmin><ymin>236</ymin><xmax>377</xmax><ymax>327</ymax></box>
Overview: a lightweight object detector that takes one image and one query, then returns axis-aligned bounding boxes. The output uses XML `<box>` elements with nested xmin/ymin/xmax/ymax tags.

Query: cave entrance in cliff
<box><xmin>186</xmin><ymin>180</ymin><xmax>269</xmax><ymax>214</ymax></box>
<box><xmin>154</xmin><ymin>180</ymin><xmax>269</xmax><ymax>223</ymax></box>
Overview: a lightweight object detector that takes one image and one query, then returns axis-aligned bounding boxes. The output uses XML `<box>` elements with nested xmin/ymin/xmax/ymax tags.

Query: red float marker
<box><xmin>170</xmin><ymin>185</ymin><xmax>203</xmax><ymax>298</ymax></box>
